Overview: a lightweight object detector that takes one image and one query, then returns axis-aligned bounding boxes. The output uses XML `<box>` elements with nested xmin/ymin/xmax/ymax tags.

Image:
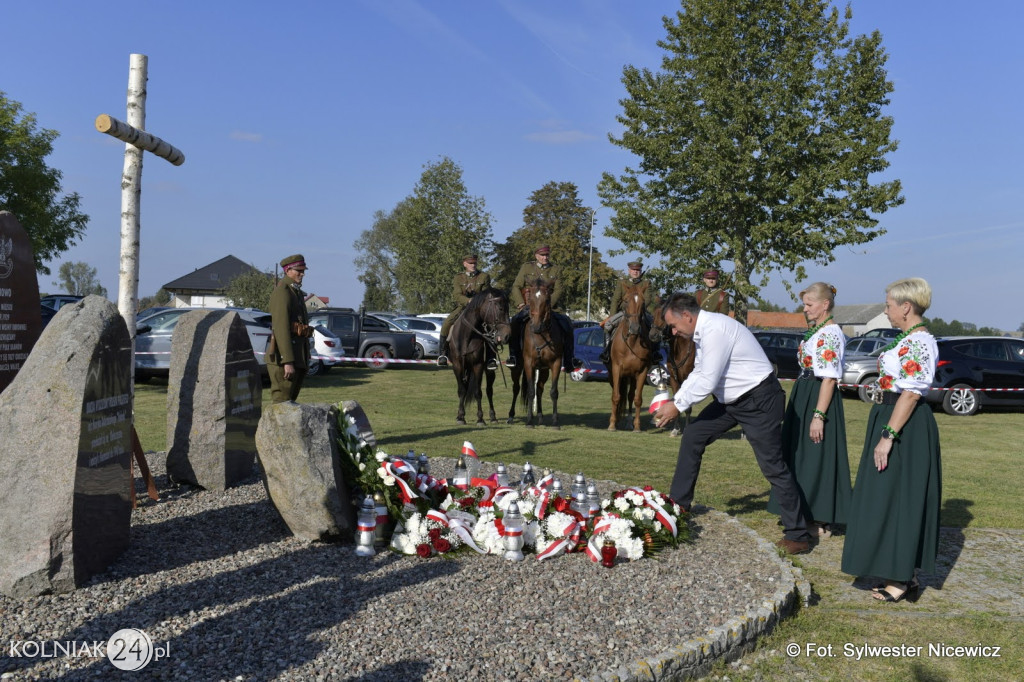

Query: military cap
<box><xmin>702</xmin><ymin>269</ymin><xmax>719</xmax><ymax>279</ymax></box>
<box><xmin>462</xmin><ymin>254</ymin><xmax>478</xmax><ymax>264</ymax></box>
<box><xmin>281</xmin><ymin>254</ymin><xmax>308</xmax><ymax>271</ymax></box>
<box><xmin>627</xmin><ymin>260</ymin><xmax>643</xmax><ymax>269</ymax></box>
<box><xmin>535</xmin><ymin>245</ymin><xmax>551</xmax><ymax>255</ymax></box>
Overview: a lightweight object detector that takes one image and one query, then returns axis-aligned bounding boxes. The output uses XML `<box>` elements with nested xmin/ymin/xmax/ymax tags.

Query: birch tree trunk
<box><xmin>118</xmin><ymin>53</ymin><xmax>147</xmax><ymax>385</ymax></box>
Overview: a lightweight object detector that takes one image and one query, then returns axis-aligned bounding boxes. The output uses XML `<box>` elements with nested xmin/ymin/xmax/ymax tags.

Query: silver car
<box><xmin>135</xmin><ymin>307</ymin><xmax>272</xmax><ymax>381</ymax></box>
<box><xmin>389</xmin><ymin>316</ymin><xmax>441</xmax><ymax>359</ymax></box>
<box><xmin>841</xmin><ymin>346</ymin><xmax>885</xmax><ymax>403</ymax></box>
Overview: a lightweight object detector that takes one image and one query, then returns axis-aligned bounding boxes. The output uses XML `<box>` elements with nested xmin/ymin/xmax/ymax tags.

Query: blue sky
<box><xmin>3</xmin><ymin>0</ymin><xmax>1022</xmax><ymax>331</ymax></box>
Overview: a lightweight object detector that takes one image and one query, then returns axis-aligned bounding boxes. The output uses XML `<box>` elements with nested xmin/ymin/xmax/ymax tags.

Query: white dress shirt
<box><xmin>672</xmin><ymin>311</ymin><xmax>775</xmax><ymax>412</ymax></box>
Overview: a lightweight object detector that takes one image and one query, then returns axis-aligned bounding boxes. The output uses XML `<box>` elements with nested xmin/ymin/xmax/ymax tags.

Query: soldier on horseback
<box><xmin>599</xmin><ymin>259</ymin><xmax>661</xmax><ymax>366</ymax></box>
<box><xmin>505</xmin><ymin>245</ymin><xmax>580</xmax><ymax>373</ymax></box>
<box><xmin>438</xmin><ymin>254</ymin><xmax>496</xmax><ymax>370</ymax></box>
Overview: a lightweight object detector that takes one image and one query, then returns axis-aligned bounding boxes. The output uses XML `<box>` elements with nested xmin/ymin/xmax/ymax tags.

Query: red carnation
<box><xmin>554</xmin><ymin>498</ymin><xmax>570</xmax><ymax>513</ymax></box>
<box><xmin>416</xmin><ymin>543</ymin><xmax>432</xmax><ymax>558</ymax></box>
<box><xmin>644</xmin><ymin>485</ymin><xmax>654</xmax><ymax>492</ymax></box>
<box><xmin>433</xmin><ymin>538</ymin><xmax>452</xmax><ymax>553</ymax></box>
<box><xmin>459</xmin><ymin>497</ymin><xmax>475</xmax><ymax>508</ymax></box>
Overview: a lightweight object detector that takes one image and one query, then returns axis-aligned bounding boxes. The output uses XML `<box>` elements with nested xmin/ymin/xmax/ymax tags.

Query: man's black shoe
<box><xmin>486</xmin><ymin>359</ymin><xmax>499</xmax><ymax>371</ymax></box>
<box><xmin>504</xmin><ymin>357</ymin><xmax>517</xmax><ymax>368</ymax></box>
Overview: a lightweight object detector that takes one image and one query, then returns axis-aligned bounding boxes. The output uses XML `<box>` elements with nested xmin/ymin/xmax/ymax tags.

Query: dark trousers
<box><xmin>669</xmin><ymin>374</ymin><xmax>811</xmax><ymax>542</ymax></box>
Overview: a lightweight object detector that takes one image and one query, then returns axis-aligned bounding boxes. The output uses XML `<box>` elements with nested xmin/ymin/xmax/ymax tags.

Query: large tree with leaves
<box><xmin>354</xmin><ymin>157</ymin><xmax>493</xmax><ymax>313</ymax></box>
<box><xmin>598</xmin><ymin>0</ymin><xmax>903</xmax><ymax>322</ymax></box>
<box><xmin>0</xmin><ymin>92</ymin><xmax>89</xmax><ymax>274</ymax></box>
<box><xmin>52</xmin><ymin>261</ymin><xmax>107</xmax><ymax>297</ymax></box>
<box><xmin>224</xmin><ymin>266</ymin><xmax>274</xmax><ymax>311</ymax></box>
<box><xmin>494</xmin><ymin>181</ymin><xmax>618</xmax><ymax>317</ymax></box>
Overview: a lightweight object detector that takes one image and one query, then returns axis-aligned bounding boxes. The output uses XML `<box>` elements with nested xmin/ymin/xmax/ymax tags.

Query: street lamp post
<box><xmin>586</xmin><ymin>209</ymin><xmax>595</xmax><ymax>321</ymax></box>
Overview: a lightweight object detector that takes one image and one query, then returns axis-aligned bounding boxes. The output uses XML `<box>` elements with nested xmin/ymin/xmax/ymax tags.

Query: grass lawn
<box><xmin>134</xmin><ymin>364</ymin><xmax>1024</xmax><ymax>680</ymax></box>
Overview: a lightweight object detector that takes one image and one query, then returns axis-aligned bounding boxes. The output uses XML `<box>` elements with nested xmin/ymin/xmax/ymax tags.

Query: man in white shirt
<box><xmin>652</xmin><ymin>292</ymin><xmax>813</xmax><ymax>554</ymax></box>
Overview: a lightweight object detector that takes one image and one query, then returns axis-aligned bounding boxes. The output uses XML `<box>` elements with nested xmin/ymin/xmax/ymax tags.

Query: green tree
<box><xmin>597</xmin><ymin>0</ymin><xmax>903</xmax><ymax>323</ymax></box>
<box><xmin>138</xmin><ymin>288</ymin><xmax>170</xmax><ymax>313</ymax></box>
<box><xmin>0</xmin><ymin>92</ymin><xmax>89</xmax><ymax>274</ymax></box>
<box><xmin>52</xmin><ymin>261</ymin><xmax>107</xmax><ymax>297</ymax></box>
<box><xmin>494</xmin><ymin>181</ymin><xmax>618</xmax><ymax>317</ymax></box>
<box><xmin>354</xmin><ymin>207</ymin><xmax>403</xmax><ymax>311</ymax></box>
<box><xmin>354</xmin><ymin>157</ymin><xmax>494</xmax><ymax>313</ymax></box>
<box><xmin>224</xmin><ymin>266</ymin><xmax>274</xmax><ymax>311</ymax></box>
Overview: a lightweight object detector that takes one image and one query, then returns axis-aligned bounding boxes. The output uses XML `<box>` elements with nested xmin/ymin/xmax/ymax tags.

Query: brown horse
<box><xmin>449</xmin><ymin>288</ymin><xmax>511</xmax><ymax>425</ymax></box>
<box><xmin>607</xmin><ymin>281</ymin><xmax>656</xmax><ymax>431</ymax></box>
<box><xmin>506</xmin><ymin>280</ymin><xmax>564</xmax><ymax>429</ymax></box>
<box><xmin>651</xmin><ymin>301</ymin><xmax>696</xmax><ymax>436</ymax></box>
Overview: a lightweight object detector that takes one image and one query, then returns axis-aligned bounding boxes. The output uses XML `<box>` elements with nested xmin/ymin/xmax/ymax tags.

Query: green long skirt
<box><xmin>767</xmin><ymin>376</ymin><xmax>851</xmax><ymax>523</ymax></box>
<box><xmin>841</xmin><ymin>402</ymin><xmax>942</xmax><ymax>581</ymax></box>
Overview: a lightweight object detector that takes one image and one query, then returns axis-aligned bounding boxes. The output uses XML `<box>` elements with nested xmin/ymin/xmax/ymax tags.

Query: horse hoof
<box><xmin>476</xmin><ymin>421</ymin><xmax>486</xmax><ymax>427</ymax></box>
<box><xmin>525</xmin><ymin>424</ymin><xmax>535</xmax><ymax>429</ymax></box>
<box><xmin>456</xmin><ymin>418</ymin><xmax>466</xmax><ymax>425</ymax></box>
<box><xmin>506</xmin><ymin>418</ymin><xmax>515</xmax><ymax>425</ymax></box>
<box><xmin>607</xmin><ymin>425</ymin><xmax>617</xmax><ymax>431</ymax></box>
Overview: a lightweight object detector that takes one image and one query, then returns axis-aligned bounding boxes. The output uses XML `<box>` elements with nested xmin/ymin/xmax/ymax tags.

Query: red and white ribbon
<box><xmin>585</xmin><ymin>512</ymin><xmax>622</xmax><ymax>562</ymax></box>
<box><xmin>537</xmin><ymin>517</ymin><xmax>582</xmax><ymax>561</ymax></box>
<box><xmin>626</xmin><ymin>487</ymin><xmax>678</xmax><ymax>538</ymax></box>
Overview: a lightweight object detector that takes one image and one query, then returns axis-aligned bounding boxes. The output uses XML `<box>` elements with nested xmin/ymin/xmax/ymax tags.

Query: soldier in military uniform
<box><xmin>505</xmin><ymin>245</ymin><xmax>579</xmax><ymax>372</ymax></box>
<box><xmin>437</xmin><ymin>254</ymin><xmax>494</xmax><ymax>369</ymax></box>
<box><xmin>267</xmin><ymin>254</ymin><xmax>312</xmax><ymax>403</ymax></box>
<box><xmin>696</xmin><ymin>269</ymin><xmax>730</xmax><ymax>314</ymax></box>
<box><xmin>599</xmin><ymin>259</ymin><xmax>660</xmax><ymax>365</ymax></box>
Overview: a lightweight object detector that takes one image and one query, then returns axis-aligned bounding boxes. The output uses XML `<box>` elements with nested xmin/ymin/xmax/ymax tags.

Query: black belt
<box><xmin>730</xmin><ymin>373</ymin><xmax>778</xmax><ymax>404</ymax></box>
<box><xmin>876</xmin><ymin>391</ymin><xmax>901</xmax><ymax>405</ymax></box>
<box><xmin>797</xmin><ymin>369</ymin><xmax>821</xmax><ymax>381</ymax></box>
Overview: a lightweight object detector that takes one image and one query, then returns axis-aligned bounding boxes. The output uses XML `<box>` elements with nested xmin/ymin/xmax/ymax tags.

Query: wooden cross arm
<box><xmin>95</xmin><ymin>113</ymin><xmax>185</xmax><ymax>166</ymax></box>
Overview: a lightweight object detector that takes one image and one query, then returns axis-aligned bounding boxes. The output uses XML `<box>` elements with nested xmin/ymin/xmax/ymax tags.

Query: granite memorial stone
<box><xmin>166</xmin><ymin>310</ymin><xmax>262</xmax><ymax>490</ymax></box>
<box><xmin>0</xmin><ymin>211</ymin><xmax>43</xmax><ymax>395</ymax></box>
<box><xmin>256</xmin><ymin>402</ymin><xmax>355</xmax><ymax>542</ymax></box>
<box><xmin>0</xmin><ymin>295</ymin><xmax>132</xmax><ymax>597</ymax></box>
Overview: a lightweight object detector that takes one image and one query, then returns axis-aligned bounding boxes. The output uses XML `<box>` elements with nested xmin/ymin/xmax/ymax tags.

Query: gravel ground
<box><xmin>0</xmin><ymin>456</ymin><xmax>791</xmax><ymax>681</ymax></box>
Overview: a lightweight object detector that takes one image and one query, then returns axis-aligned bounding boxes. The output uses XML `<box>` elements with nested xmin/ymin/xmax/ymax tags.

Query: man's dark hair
<box><xmin>662</xmin><ymin>291</ymin><xmax>700</xmax><ymax>317</ymax></box>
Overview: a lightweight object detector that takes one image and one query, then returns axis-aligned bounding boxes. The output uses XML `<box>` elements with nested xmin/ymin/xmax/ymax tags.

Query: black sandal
<box><xmin>872</xmin><ymin>579</ymin><xmax>920</xmax><ymax>603</ymax></box>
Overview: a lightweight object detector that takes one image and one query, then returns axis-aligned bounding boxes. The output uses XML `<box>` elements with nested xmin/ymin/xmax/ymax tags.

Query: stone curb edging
<box><xmin>589</xmin><ymin>509</ymin><xmax>811</xmax><ymax>681</ymax></box>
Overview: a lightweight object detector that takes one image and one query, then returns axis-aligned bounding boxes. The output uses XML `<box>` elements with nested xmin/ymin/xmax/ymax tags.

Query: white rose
<box><xmin>358</xmin><ymin>463</ymin><xmax>366</xmax><ymax>471</ymax></box>
<box><xmin>383</xmin><ymin>475</ymin><xmax>396</xmax><ymax>487</ymax></box>
<box><xmin>375</xmin><ymin>451</ymin><xmax>388</xmax><ymax>462</ymax></box>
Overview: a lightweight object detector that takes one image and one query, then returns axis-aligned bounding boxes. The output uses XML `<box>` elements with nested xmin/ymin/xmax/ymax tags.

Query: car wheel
<box><xmin>413</xmin><ymin>343</ymin><xmax>425</xmax><ymax>360</ymax></box>
<box><xmin>943</xmin><ymin>383</ymin><xmax>979</xmax><ymax>416</ymax></box>
<box><xmin>858</xmin><ymin>375</ymin><xmax>881</xmax><ymax>404</ymax></box>
<box><xmin>364</xmin><ymin>345</ymin><xmax>392</xmax><ymax>369</ymax></box>
<box><xmin>306</xmin><ymin>360</ymin><xmax>324</xmax><ymax>377</ymax></box>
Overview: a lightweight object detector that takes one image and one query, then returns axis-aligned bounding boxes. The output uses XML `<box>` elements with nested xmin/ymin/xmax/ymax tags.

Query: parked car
<box><xmin>307</xmin><ymin>308</ymin><xmax>417</xmax><ymax>368</ymax></box>
<box><xmin>40</xmin><ymin>294</ymin><xmax>85</xmax><ymax>311</ymax></box>
<box><xmin>841</xmin><ymin>347</ymin><xmax>885</xmax><ymax>403</ymax></box>
<box><xmin>924</xmin><ymin>336</ymin><xmax>1024</xmax><ymax>416</ymax></box>
<box><xmin>40</xmin><ymin>303</ymin><xmax>57</xmax><ymax>328</ymax></box>
<box><xmin>752</xmin><ymin>330</ymin><xmax>804</xmax><ymax>379</ymax></box>
<box><xmin>393</xmin><ymin>316</ymin><xmax>442</xmax><ymax>359</ymax></box>
<box><xmin>306</xmin><ymin>325</ymin><xmax>346</xmax><ymax>377</ymax></box>
<box><xmin>134</xmin><ymin>307</ymin><xmax>272</xmax><ymax>381</ymax></box>
<box><xmin>571</xmin><ymin>319</ymin><xmax>601</xmax><ymax>329</ymax></box>
<box><xmin>571</xmin><ymin>325</ymin><xmax>607</xmax><ymax>381</ymax></box>
<box><xmin>861</xmin><ymin>327</ymin><xmax>899</xmax><ymax>339</ymax></box>
<box><xmin>845</xmin><ymin>335</ymin><xmax>888</xmax><ymax>357</ymax></box>
<box><xmin>137</xmin><ymin>305</ymin><xmax>172</xmax><ymax>319</ymax></box>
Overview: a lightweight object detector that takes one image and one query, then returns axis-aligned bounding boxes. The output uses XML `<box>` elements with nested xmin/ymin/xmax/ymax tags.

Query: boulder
<box><xmin>166</xmin><ymin>310</ymin><xmax>261</xmax><ymax>489</ymax></box>
<box><xmin>256</xmin><ymin>402</ymin><xmax>354</xmax><ymax>542</ymax></box>
<box><xmin>0</xmin><ymin>296</ymin><xmax>132</xmax><ymax>597</ymax></box>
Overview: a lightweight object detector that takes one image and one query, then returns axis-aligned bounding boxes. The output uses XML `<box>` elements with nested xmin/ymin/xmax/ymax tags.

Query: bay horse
<box><xmin>650</xmin><ymin>301</ymin><xmax>696</xmax><ymax>436</ymax></box>
<box><xmin>449</xmin><ymin>288</ymin><xmax>511</xmax><ymax>425</ymax></box>
<box><xmin>506</xmin><ymin>279</ymin><xmax>564</xmax><ymax>428</ymax></box>
<box><xmin>607</xmin><ymin>281</ymin><xmax>656</xmax><ymax>431</ymax></box>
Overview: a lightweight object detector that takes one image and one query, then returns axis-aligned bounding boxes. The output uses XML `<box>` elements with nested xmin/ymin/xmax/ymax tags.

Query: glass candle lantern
<box><xmin>355</xmin><ymin>495</ymin><xmax>377</xmax><ymax>557</ymax></box>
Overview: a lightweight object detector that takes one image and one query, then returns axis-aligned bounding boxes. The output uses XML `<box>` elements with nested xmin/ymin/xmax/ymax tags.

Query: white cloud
<box><xmin>230</xmin><ymin>131</ymin><xmax>263</xmax><ymax>143</ymax></box>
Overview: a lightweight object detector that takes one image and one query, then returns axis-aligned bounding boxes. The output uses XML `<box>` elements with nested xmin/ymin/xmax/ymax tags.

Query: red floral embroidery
<box><xmin>822</xmin><ymin>349</ymin><xmax>836</xmax><ymax>362</ymax></box>
<box><xmin>902</xmin><ymin>360</ymin><xmax>921</xmax><ymax>375</ymax></box>
<box><xmin>898</xmin><ymin>346</ymin><xmax>910</xmax><ymax>357</ymax></box>
<box><xmin>802</xmin><ymin>355</ymin><xmax>813</xmax><ymax>367</ymax></box>
<box><xmin>817</xmin><ymin>338</ymin><xmax>825</xmax><ymax>347</ymax></box>
<box><xmin>879</xmin><ymin>375</ymin><xmax>894</xmax><ymax>390</ymax></box>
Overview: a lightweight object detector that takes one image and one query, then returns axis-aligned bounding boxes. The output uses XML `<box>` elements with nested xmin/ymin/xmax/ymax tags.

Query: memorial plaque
<box><xmin>0</xmin><ymin>296</ymin><xmax>132</xmax><ymax>597</ymax></box>
<box><xmin>0</xmin><ymin>212</ymin><xmax>43</xmax><ymax>395</ymax></box>
<box><xmin>166</xmin><ymin>310</ymin><xmax>262</xmax><ymax>490</ymax></box>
